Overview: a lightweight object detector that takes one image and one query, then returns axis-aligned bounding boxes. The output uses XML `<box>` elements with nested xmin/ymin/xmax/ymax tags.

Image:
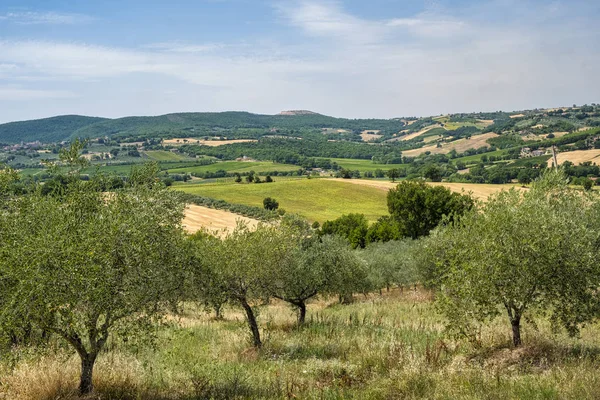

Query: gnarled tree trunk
<box><xmin>511</xmin><ymin>316</ymin><xmax>522</xmax><ymax>347</ymax></box>
<box><xmin>239</xmin><ymin>297</ymin><xmax>261</xmax><ymax>348</ymax></box>
<box><xmin>294</xmin><ymin>301</ymin><xmax>307</xmax><ymax>325</ymax></box>
<box><xmin>79</xmin><ymin>352</ymin><xmax>98</xmax><ymax>395</ymax></box>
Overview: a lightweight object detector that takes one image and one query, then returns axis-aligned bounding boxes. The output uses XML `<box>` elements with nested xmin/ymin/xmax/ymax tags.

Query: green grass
<box><xmin>143</xmin><ymin>150</ymin><xmax>192</xmax><ymax>161</ymax></box>
<box><xmin>453</xmin><ymin>149</ymin><xmax>507</xmax><ymax>165</ymax></box>
<box><xmin>177</xmin><ymin>178</ymin><xmax>389</xmax><ymax>223</ymax></box>
<box><xmin>327</xmin><ymin>158</ymin><xmax>405</xmax><ymax>172</ymax></box>
<box><xmin>167</xmin><ymin>161</ymin><xmax>300</xmax><ymax>175</ymax></box>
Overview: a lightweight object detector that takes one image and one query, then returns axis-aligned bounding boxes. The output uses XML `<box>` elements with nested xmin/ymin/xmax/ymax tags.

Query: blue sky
<box><xmin>0</xmin><ymin>0</ymin><xmax>598</xmax><ymax>122</ymax></box>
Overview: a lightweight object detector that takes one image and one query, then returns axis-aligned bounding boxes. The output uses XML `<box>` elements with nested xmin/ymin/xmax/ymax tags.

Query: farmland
<box><xmin>166</xmin><ymin>160</ymin><xmax>300</xmax><ymax>175</ymax></box>
<box><xmin>402</xmin><ymin>133</ymin><xmax>499</xmax><ymax>157</ymax></box>
<box><xmin>183</xmin><ymin>204</ymin><xmax>259</xmax><ymax>235</ymax></box>
<box><xmin>331</xmin><ymin>178</ymin><xmax>523</xmax><ymax>201</ymax></box>
<box><xmin>177</xmin><ymin>178</ymin><xmax>389</xmax><ymax>223</ymax></box>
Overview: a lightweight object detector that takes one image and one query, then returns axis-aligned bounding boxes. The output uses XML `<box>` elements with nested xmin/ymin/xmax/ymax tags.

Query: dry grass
<box><xmin>360</xmin><ymin>131</ymin><xmax>383</xmax><ymax>142</ymax></box>
<box><xmin>331</xmin><ymin>178</ymin><xmax>523</xmax><ymax>201</ymax></box>
<box><xmin>163</xmin><ymin>138</ymin><xmax>257</xmax><ymax>146</ymax></box>
<box><xmin>182</xmin><ymin>204</ymin><xmax>259</xmax><ymax>235</ymax></box>
<box><xmin>547</xmin><ymin>150</ymin><xmax>600</xmax><ymax>167</ymax></box>
<box><xmin>392</xmin><ymin>125</ymin><xmax>443</xmax><ymax>142</ymax></box>
<box><xmin>4</xmin><ymin>288</ymin><xmax>600</xmax><ymax>399</ymax></box>
<box><xmin>402</xmin><ymin>133</ymin><xmax>499</xmax><ymax>157</ymax></box>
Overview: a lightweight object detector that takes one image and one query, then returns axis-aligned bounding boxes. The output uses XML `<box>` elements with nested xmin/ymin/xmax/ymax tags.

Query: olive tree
<box><xmin>358</xmin><ymin>240</ymin><xmax>420</xmax><ymax>292</ymax></box>
<box><xmin>194</xmin><ymin>222</ymin><xmax>289</xmax><ymax>348</ymax></box>
<box><xmin>425</xmin><ymin>170</ymin><xmax>600</xmax><ymax>347</ymax></box>
<box><xmin>264</xmin><ymin>216</ymin><xmax>367</xmax><ymax>323</ymax></box>
<box><xmin>0</xmin><ymin>178</ymin><xmax>188</xmax><ymax>394</ymax></box>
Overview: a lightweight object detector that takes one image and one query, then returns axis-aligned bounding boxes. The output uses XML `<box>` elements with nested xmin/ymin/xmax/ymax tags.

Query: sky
<box><xmin>0</xmin><ymin>0</ymin><xmax>599</xmax><ymax>123</ymax></box>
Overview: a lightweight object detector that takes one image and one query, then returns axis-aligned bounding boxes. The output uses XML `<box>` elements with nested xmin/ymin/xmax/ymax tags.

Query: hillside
<box><xmin>0</xmin><ymin>115</ymin><xmax>107</xmax><ymax>144</ymax></box>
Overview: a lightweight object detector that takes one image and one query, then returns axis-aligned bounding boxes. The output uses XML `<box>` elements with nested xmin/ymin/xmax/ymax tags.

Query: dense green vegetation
<box><xmin>0</xmin><ymin>115</ymin><xmax>107</xmax><ymax>144</ymax></box>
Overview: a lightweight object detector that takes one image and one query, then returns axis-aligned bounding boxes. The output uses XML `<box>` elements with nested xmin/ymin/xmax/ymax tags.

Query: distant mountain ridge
<box><xmin>0</xmin><ymin>111</ymin><xmax>401</xmax><ymax>144</ymax></box>
<box><xmin>0</xmin><ymin>115</ymin><xmax>108</xmax><ymax>144</ymax></box>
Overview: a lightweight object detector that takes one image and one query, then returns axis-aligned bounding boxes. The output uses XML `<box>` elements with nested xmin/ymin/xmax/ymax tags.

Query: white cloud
<box><xmin>0</xmin><ymin>86</ymin><xmax>77</xmax><ymax>100</ymax></box>
<box><xmin>0</xmin><ymin>11</ymin><xmax>93</xmax><ymax>25</ymax></box>
<box><xmin>0</xmin><ymin>0</ymin><xmax>598</xmax><ymax>122</ymax></box>
<box><xmin>144</xmin><ymin>42</ymin><xmax>223</xmax><ymax>54</ymax></box>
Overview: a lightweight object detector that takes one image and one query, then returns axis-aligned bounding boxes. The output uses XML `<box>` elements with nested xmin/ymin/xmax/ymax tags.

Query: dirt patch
<box><xmin>164</xmin><ymin>138</ymin><xmax>257</xmax><ymax>146</ymax></box>
<box><xmin>478</xmin><ymin>119</ymin><xmax>495</xmax><ymax>126</ymax></box>
<box><xmin>402</xmin><ymin>133</ymin><xmax>499</xmax><ymax>157</ymax></box>
<box><xmin>183</xmin><ymin>204</ymin><xmax>259</xmax><ymax>235</ymax></box>
<box><xmin>510</xmin><ymin>114</ymin><xmax>525</xmax><ymax>119</ymax></box>
<box><xmin>548</xmin><ymin>149</ymin><xmax>600</xmax><ymax>167</ymax></box>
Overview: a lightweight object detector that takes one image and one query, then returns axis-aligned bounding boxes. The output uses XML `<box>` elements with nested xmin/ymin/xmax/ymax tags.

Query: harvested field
<box><xmin>510</xmin><ymin>114</ymin><xmax>525</xmax><ymax>119</ymax></box>
<box><xmin>402</xmin><ymin>132</ymin><xmax>499</xmax><ymax>157</ymax></box>
<box><xmin>548</xmin><ymin>150</ymin><xmax>600</xmax><ymax>167</ymax></box>
<box><xmin>331</xmin><ymin>178</ymin><xmax>523</xmax><ymax>201</ymax></box>
<box><xmin>182</xmin><ymin>204</ymin><xmax>258</xmax><ymax>235</ymax></box>
<box><xmin>395</xmin><ymin>124</ymin><xmax>443</xmax><ymax>142</ymax></box>
<box><xmin>163</xmin><ymin>138</ymin><xmax>257</xmax><ymax>146</ymax></box>
<box><xmin>360</xmin><ymin>130</ymin><xmax>383</xmax><ymax>141</ymax></box>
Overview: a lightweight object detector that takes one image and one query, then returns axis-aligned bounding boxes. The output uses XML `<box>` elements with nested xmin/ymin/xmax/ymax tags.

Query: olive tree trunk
<box><xmin>293</xmin><ymin>301</ymin><xmax>307</xmax><ymax>325</ymax></box>
<box><xmin>511</xmin><ymin>316</ymin><xmax>522</xmax><ymax>347</ymax></box>
<box><xmin>79</xmin><ymin>352</ymin><xmax>98</xmax><ymax>395</ymax></box>
<box><xmin>239</xmin><ymin>297</ymin><xmax>261</xmax><ymax>348</ymax></box>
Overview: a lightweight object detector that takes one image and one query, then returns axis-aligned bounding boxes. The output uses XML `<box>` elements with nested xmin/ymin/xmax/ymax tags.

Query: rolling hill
<box><xmin>0</xmin><ymin>111</ymin><xmax>406</xmax><ymax>144</ymax></box>
<box><xmin>0</xmin><ymin>115</ymin><xmax>107</xmax><ymax>144</ymax></box>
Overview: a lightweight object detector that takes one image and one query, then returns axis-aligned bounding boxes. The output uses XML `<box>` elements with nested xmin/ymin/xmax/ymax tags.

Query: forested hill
<box><xmin>0</xmin><ymin>115</ymin><xmax>108</xmax><ymax>144</ymax></box>
<box><xmin>2</xmin><ymin>105</ymin><xmax>599</xmax><ymax>144</ymax></box>
<box><xmin>0</xmin><ymin>111</ymin><xmax>405</xmax><ymax>144</ymax></box>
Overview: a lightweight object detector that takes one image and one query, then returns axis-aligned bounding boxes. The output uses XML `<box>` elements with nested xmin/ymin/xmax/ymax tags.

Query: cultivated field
<box><xmin>548</xmin><ymin>150</ymin><xmax>600</xmax><ymax>167</ymax></box>
<box><xmin>163</xmin><ymin>138</ymin><xmax>257</xmax><ymax>146</ymax></box>
<box><xmin>182</xmin><ymin>204</ymin><xmax>259</xmax><ymax>235</ymax></box>
<box><xmin>167</xmin><ymin>161</ymin><xmax>300</xmax><ymax>175</ymax></box>
<box><xmin>360</xmin><ymin>131</ymin><xmax>383</xmax><ymax>142</ymax></box>
<box><xmin>326</xmin><ymin>158</ymin><xmax>405</xmax><ymax>172</ymax></box>
<box><xmin>176</xmin><ymin>178</ymin><xmax>389</xmax><ymax>223</ymax></box>
<box><xmin>402</xmin><ymin>133</ymin><xmax>499</xmax><ymax>157</ymax></box>
<box><xmin>392</xmin><ymin>125</ymin><xmax>442</xmax><ymax>142</ymax></box>
<box><xmin>332</xmin><ymin>178</ymin><xmax>523</xmax><ymax>201</ymax></box>
<box><xmin>144</xmin><ymin>150</ymin><xmax>192</xmax><ymax>161</ymax></box>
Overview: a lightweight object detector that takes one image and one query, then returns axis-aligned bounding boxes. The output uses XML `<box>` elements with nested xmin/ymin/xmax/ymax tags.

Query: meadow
<box><xmin>326</xmin><ymin>158</ymin><xmax>405</xmax><ymax>172</ymax></box>
<box><xmin>167</xmin><ymin>161</ymin><xmax>300</xmax><ymax>175</ymax></box>
<box><xmin>4</xmin><ymin>288</ymin><xmax>600</xmax><ymax>399</ymax></box>
<box><xmin>177</xmin><ymin>178</ymin><xmax>389</xmax><ymax>223</ymax></box>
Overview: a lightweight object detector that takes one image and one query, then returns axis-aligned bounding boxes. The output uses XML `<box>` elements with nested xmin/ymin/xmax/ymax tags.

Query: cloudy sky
<box><xmin>0</xmin><ymin>0</ymin><xmax>598</xmax><ymax>123</ymax></box>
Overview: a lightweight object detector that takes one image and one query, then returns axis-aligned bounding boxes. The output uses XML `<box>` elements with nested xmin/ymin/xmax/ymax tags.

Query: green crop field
<box><xmin>167</xmin><ymin>161</ymin><xmax>300</xmax><ymax>175</ymax></box>
<box><xmin>177</xmin><ymin>178</ymin><xmax>389</xmax><ymax>223</ymax></box>
<box><xmin>453</xmin><ymin>149</ymin><xmax>507</xmax><ymax>165</ymax></box>
<box><xmin>143</xmin><ymin>150</ymin><xmax>192</xmax><ymax>161</ymax></box>
<box><xmin>327</xmin><ymin>158</ymin><xmax>405</xmax><ymax>172</ymax></box>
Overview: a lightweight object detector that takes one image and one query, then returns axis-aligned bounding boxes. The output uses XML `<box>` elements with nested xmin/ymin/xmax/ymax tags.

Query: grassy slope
<box><xmin>143</xmin><ymin>150</ymin><xmax>191</xmax><ymax>161</ymax></box>
<box><xmin>167</xmin><ymin>161</ymin><xmax>300</xmax><ymax>175</ymax></box>
<box><xmin>327</xmin><ymin>158</ymin><xmax>405</xmax><ymax>172</ymax></box>
<box><xmin>4</xmin><ymin>289</ymin><xmax>600</xmax><ymax>399</ymax></box>
<box><xmin>176</xmin><ymin>178</ymin><xmax>389</xmax><ymax>222</ymax></box>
